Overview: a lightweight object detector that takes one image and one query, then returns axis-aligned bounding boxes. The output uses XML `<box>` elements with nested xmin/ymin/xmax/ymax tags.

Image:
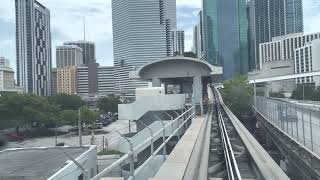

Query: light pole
<box><xmin>78</xmin><ymin>107</ymin><xmax>82</xmax><ymax>146</ymax></box>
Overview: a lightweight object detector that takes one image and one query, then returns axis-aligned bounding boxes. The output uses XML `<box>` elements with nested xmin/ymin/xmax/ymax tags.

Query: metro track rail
<box><xmin>199</xmin><ymin>86</ymin><xmax>290</xmax><ymax>180</ymax></box>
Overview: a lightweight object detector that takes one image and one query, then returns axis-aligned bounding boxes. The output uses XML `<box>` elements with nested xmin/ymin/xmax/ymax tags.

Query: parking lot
<box><xmin>3</xmin><ymin>120</ymin><xmax>136</xmax><ymax>151</ymax></box>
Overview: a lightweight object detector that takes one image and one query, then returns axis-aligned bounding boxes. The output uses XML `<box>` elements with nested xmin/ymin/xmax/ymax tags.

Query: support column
<box><xmin>152</xmin><ymin>78</ymin><xmax>161</xmax><ymax>87</ymax></box>
<box><xmin>193</xmin><ymin>76</ymin><xmax>203</xmax><ymax>115</ymax></box>
<box><xmin>180</xmin><ymin>83</ymin><xmax>184</xmax><ymax>94</ymax></box>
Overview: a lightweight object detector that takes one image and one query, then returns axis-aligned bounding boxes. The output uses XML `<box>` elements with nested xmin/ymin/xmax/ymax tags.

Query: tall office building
<box><xmin>56</xmin><ymin>45</ymin><xmax>83</xmax><ymax>68</ymax></box>
<box><xmin>193</xmin><ymin>25</ymin><xmax>199</xmax><ymax>56</ymax></box>
<box><xmin>170</xmin><ymin>30</ymin><xmax>184</xmax><ymax>55</ymax></box>
<box><xmin>112</xmin><ymin>0</ymin><xmax>176</xmax><ymax>95</ymax></box>
<box><xmin>248</xmin><ymin>0</ymin><xmax>303</xmax><ymax>70</ymax></box>
<box><xmin>15</xmin><ymin>0</ymin><xmax>52</xmax><ymax>96</ymax></box>
<box><xmin>202</xmin><ymin>0</ymin><xmax>248</xmax><ymax>79</ymax></box>
<box><xmin>64</xmin><ymin>41</ymin><xmax>95</xmax><ymax>66</ymax></box>
<box><xmin>193</xmin><ymin>11</ymin><xmax>204</xmax><ymax>59</ymax></box>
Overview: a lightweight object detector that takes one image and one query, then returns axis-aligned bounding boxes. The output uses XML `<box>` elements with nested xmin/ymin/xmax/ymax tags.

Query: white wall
<box><xmin>48</xmin><ymin>146</ymin><xmax>97</xmax><ymax>180</ymax></box>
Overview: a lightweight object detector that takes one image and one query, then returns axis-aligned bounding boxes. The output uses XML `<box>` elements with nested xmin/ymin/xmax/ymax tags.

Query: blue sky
<box><xmin>0</xmin><ymin>0</ymin><xmax>319</xmax><ymax>72</ymax></box>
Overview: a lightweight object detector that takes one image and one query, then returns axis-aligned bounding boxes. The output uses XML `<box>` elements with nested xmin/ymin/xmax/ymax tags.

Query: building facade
<box><xmin>98</xmin><ymin>66</ymin><xmax>115</xmax><ymax>95</ymax></box>
<box><xmin>0</xmin><ymin>57</ymin><xmax>10</xmax><ymax>67</ymax></box>
<box><xmin>15</xmin><ymin>0</ymin><xmax>51</xmax><ymax>96</ymax></box>
<box><xmin>77</xmin><ymin>65</ymin><xmax>114</xmax><ymax>96</ymax></box>
<box><xmin>259</xmin><ymin>32</ymin><xmax>320</xmax><ymax>67</ymax></box>
<box><xmin>57</xmin><ymin>66</ymin><xmax>77</xmax><ymax>95</ymax></box>
<box><xmin>170</xmin><ymin>29</ymin><xmax>184</xmax><ymax>55</ymax></box>
<box><xmin>202</xmin><ymin>0</ymin><xmax>248</xmax><ymax>79</ymax></box>
<box><xmin>295</xmin><ymin>39</ymin><xmax>320</xmax><ymax>86</ymax></box>
<box><xmin>15</xmin><ymin>0</ymin><xmax>52</xmax><ymax>96</ymax></box>
<box><xmin>193</xmin><ymin>11</ymin><xmax>204</xmax><ymax>59</ymax></box>
<box><xmin>248</xmin><ymin>0</ymin><xmax>304</xmax><ymax>70</ymax></box>
<box><xmin>64</xmin><ymin>41</ymin><xmax>95</xmax><ymax>67</ymax></box>
<box><xmin>0</xmin><ymin>66</ymin><xmax>15</xmax><ymax>90</ymax></box>
<box><xmin>112</xmin><ymin>0</ymin><xmax>176</xmax><ymax>96</ymax></box>
<box><xmin>51</xmin><ymin>68</ymin><xmax>57</xmax><ymax>95</ymax></box>
<box><xmin>56</xmin><ymin>45</ymin><xmax>83</xmax><ymax>68</ymax></box>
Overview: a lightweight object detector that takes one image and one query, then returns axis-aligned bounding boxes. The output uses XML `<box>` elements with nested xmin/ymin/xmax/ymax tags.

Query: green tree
<box><xmin>221</xmin><ymin>76</ymin><xmax>253</xmax><ymax>120</ymax></box>
<box><xmin>0</xmin><ymin>94</ymin><xmax>53</xmax><ymax>130</ymax></box>
<box><xmin>59</xmin><ymin>110</ymin><xmax>78</xmax><ymax>126</ymax></box>
<box><xmin>48</xmin><ymin>94</ymin><xmax>83</xmax><ymax>110</ymax></box>
<box><xmin>80</xmin><ymin>107</ymin><xmax>99</xmax><ymax>125</ymax></box>
<box><xmin>182</xmin><ymin>51</ymin><xmax>196</xmax><ymax>58</ymax></box>
<box><xmin>290</xmin><ymin>85</ymin><xmax>318</xmax><ymax>100</ymax></box>
<box><xmin>98</xmin><ymin>95</ymin><xmax>121</xmax><ymax>114</ymax></box>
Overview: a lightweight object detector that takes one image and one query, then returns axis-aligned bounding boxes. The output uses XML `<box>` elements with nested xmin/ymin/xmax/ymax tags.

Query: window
<box><xmin>120</xmin><ymin>60</ymin><xmax>125</xmax><ymax>67</ymax></box>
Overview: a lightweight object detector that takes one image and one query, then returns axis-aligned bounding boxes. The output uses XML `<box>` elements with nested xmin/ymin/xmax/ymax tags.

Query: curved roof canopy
<box><xmin>136</xmin><ymin>57</ymin><xmax>222</xmax><ymax>81</ymax></box>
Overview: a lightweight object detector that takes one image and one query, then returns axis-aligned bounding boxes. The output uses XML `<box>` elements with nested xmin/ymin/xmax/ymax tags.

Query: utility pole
<box><xmin>78</xmin><ymin>108</ymin><xmax>82</xmax><ymax>146</ymax></box>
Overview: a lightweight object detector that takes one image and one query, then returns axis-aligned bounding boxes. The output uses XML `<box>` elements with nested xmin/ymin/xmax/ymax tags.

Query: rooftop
<box><xmin>0</xmin><ymin>146</ymin><xmax>90</xmax><ymax>180</ymax></box>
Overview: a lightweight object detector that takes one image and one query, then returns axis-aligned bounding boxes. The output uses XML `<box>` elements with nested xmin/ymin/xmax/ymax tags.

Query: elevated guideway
<box><xmin>151</xmin><ymin>86</ymin><xmax>289</xmax><ymax>180</ymax></box>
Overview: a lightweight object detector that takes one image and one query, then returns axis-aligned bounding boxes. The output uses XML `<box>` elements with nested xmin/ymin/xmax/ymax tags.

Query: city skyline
<box><xmin>0</xmin><ymin>0</ymin><xmax>202</xmax><ymax>73</ymax></box>
<box><xmin>0</xmin><ymin>0</ymin><xmax>319</xmax><ymax>73</ymax></box>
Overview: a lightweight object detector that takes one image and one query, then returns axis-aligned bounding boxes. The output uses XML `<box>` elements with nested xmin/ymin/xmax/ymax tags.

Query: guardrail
<box><xmin>92</xmin><ymin>106</ymin><xmax>196</xmax><ymax>180</ymax></box>
<box><xmin>213</xmin><ymin>87</ymin><xmax>289</xmax><ymax>180</ymax></box>
<box><xmin>216</xmin><ymin>102</ymin><xmax>241</xmax><ymax>180</ymax></box>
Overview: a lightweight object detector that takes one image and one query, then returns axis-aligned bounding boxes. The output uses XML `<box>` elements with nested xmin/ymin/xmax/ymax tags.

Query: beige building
<box><xmin>0</xmin><ymin>66</ymin><xmax>15</xmax><ymax>90</ymax></box>
<box><xmin>57</xmin><ymin>66</ymin><xmax>77</xmax><ymax>94</ymax></box>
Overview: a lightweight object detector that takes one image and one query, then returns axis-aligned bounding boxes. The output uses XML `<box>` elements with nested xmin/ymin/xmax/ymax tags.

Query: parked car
<box><xmin>6</xmin><ymin>133</ymin><xmax>24</xmax><ymax>142</ymax></box>
<box><xmin>88</xmin><ymin>123</ymin><xmax>103</xmax><ymax>129</ymax></box>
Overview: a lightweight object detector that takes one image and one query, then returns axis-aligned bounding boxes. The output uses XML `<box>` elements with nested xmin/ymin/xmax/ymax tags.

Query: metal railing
<box><xmin>92</xmin><ymin>106</ymin><xmax>196</xmax><ymax>180</ymax></box>
<box><xmin>256</xmin><ymin>96</ymin><xmax>320</xmax><ymax>155</ymax></box>
<box><xmin>214</xmin><ymin>89</ymin><xmax>242</xmax><ymax>180</ymax></box>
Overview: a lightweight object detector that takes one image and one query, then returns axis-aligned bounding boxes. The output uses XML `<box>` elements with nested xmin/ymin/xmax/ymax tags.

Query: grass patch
<box><xmin>98</xmin><ymin>149</ymin><xmax>121</xmax><ymax>155</ymax></box>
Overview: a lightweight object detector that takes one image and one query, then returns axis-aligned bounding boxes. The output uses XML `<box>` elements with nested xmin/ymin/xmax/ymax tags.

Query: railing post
<box><xmin>310</xmin><ymin>109</ymin><xmax>314</xmax><ymax>151</ymax></box>
<box><xmin>302</xmin><ymin>106</ymin><xmax>306</xmax><ymax>146</ymax></box>
<box><xmin>295</xmin><ymin>103</ymin><xmax>299</xmax><ymax>140</ymax></box>
<box><xmin>159</xmin><ymin>119</ymin><xmax>167</xmax><ymax>160</ymax></box>
<box><xmin>115</xmin><ymin>131</ymin><xmax>135</xmax><ymax>180</ymax></box>
<box><xmin>138</xmin><ymin>120</ymin><xmax>154</xmax><ymax>154</ymax></box>
<box><xmin>286</xmin><ymin>103</ymin><xmax>289</xmax><ymax>133</ymax></box>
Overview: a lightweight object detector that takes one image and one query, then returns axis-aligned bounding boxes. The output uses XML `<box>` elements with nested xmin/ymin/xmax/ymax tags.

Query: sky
<box><xmin>0</xmin><ymin>0</ymin><xmax>319</xmax><ymax>72</ymax></box>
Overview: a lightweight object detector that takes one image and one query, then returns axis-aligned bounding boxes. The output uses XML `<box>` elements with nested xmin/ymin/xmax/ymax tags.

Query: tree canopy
<box><xmin>98</xmin><ymin>95</ymin><xmax>121</xmax><ymax>114</ymax></box>
<box><xmin>0</xmin><ymin>93</ymin><xmax>98</xmax><ymax>130</ymax></box>
<box><xmin>291</xmin><ymin>85</ymin><xmax>320</xmax><ymax>101</ymax></box>
<box><xmin>48</xmin><ymin>94</ymin><xmax>83</xmax><ymax>110</ymax></box>
<box><xmin>221</xmin><ymin>76</ymin><xmax>253</xmax><ymax>120</ymax></box>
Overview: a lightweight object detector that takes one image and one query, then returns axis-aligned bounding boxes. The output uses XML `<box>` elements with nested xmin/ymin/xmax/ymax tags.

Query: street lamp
<box><xmin>78</xmin><ymin>107</ymin><xmax>82</xmax><ymax>146</ymax></box>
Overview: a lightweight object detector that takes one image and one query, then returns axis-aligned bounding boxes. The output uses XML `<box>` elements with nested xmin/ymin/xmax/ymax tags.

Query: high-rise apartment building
<box><xmin>15</xmin><ymin>0</ymin><xmax>52</xmax><ymax>96</ymax></box>
<box><xmin>170</xmin><ymin>30</ymin><xmax>184</xmax><ymax>56</ymax></box>
<box><xmin>112</xmin><ymin>0</ymin><xmax>176</xmax><ymax>95</ymax></box>
<box><xmin>202</xmin><ymin>0</ymin><xmax>248</xmax><ymax>79</ymax></box>
<box><xmin>248</xmin><ymin>0</ymin><xmax>303</xmax><ymax>70</ymax></box>
<box><xmin>57</xmin><ymin>66</ymin><xmax>77</xmax><ymax>95</ymax></box>
<box><xmin>0</xmin><ymin>57</ymin><xmax>10</xmax><ymax>68</ymax></box>
<box><xmin>64</xmin><ymin>41</ymin><xmax>95</xmax><ymax>66</ymax></box>
<box><xmin>56</xmin><ymin>45</ymin><xmax>83</xmax><ymax>68</ymax></box>
<box><xmin>193</xmin><ymin>25</ymin><xmax>199</xmax><ymax>56</ymax></box>
<box><xmin>295</xmin><ymin>39</ymin><xmax>320</xmax><ymax>86</ymax></box>
<box><xmin>259</xmin><ymin>32</ymin><xmax>320</xmax><ymax>66</ymax></box>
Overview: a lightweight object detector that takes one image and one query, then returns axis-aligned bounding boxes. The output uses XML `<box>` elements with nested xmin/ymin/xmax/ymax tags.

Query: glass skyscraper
<box><xmin>202</xmin><ymin>0</ymin><xmax>248</xmax><ymax>79</ymax></box>
<box><xmin>248</xmin><ymin>0</ymin><xmax>303</xmax><ymax>70</ymax></box>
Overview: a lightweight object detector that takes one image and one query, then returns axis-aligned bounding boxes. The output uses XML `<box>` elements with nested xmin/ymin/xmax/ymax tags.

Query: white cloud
<box><xmin>177</xmin><ymin>0</ymin><xmax>201</xmax><ymax>8</ymax></box>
